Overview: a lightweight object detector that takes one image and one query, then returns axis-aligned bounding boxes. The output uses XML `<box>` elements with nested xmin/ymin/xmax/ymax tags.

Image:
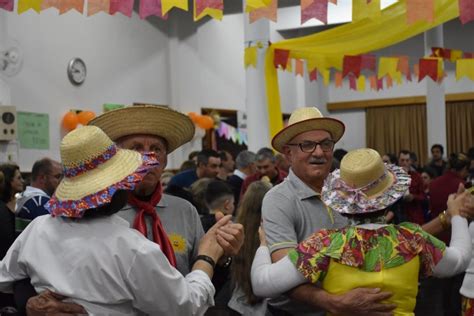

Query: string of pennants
<box><xmin>216</xmin><ymin>121</ymin><xmax>248</xmax><ymax>146</ymax></box>
<box><xmin>2</xmin><ymin>0</ymin><xmax>473</xmax><ymax>24</ymax></box>
<box><xmin>245</xmin><ymin>45</ymin><xmax>474</xmax><ymax>91</ymax></box>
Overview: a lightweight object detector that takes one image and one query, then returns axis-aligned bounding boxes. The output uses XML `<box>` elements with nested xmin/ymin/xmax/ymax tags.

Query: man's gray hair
<box><xmin>235</xmin><ymin>150</ymin><xmax>257</xmax><ymax>169</ymax></box>
<box><xmin>256</xmin><ymin>147</ymin><xmax>276</xmax><ymax>163</ymax></box>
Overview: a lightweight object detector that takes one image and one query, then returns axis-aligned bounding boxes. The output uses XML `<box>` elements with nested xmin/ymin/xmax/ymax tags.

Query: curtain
<box><xmin>366</xmin><ymin>104</ymin><xmax>427</xmax><ymax>165</ymax></box>
<box><xmin>446</xmin><ymin>101</ymin><xmax>474</xmax><ymax>155</ymax></box>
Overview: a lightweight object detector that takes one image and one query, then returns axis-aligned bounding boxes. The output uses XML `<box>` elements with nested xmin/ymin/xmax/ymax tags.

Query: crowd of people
<box><xmin>0</xmin><ymin>104</ymin><xmax>473</xmax><ymax>316</ymax></box>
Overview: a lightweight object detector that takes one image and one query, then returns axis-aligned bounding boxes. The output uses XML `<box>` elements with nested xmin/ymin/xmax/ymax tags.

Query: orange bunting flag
<box><xmin>413</xmin><ymin>64</ymin><xmax>419</xmax><ymax>77</ymax></box>
<box><xmin>88</xmin><ymin>0</ymin><xmax>110</xmax><ymax>15</ymax></box>
<box><xmin>352</xmin><ymin>0</ymin><xmax>380</xmax><ymax>22</ymax></box>
<box><xmin>274</xmin><ymin>49</ymin><xmax>290</xmax><ymax>70</ymax></box>
<box><xmin>59</xmin><ymin>0</ymin><xmax>84</xmax><ymax>14</ymax></box>
<box><xmin>309</xmin><ymin>69</ymin><xmax>318</xmax><ymax>81</ymax></box>
<box><xmin>295</xmin><ymin>59</ymin><xmax>304</xmax><ymax>77</ymax></box>
<box><xmin>41</xmin><ymin>0</ymin><xmax>59</xmax><ymax>10</ymax></box>
<box><xmin>343</xmin><ymin>55</ymin><xmax>362</xmax><ymax>78</ymax></box>
<box><xmin>110</xmin><ymin>0</ymin><xmax>134</xmax><ymax>17</ymax></box>
<box><xmin>328</xmin><ymin>0</ymin><xmax>336</xmax><ymax>4</ymax></box>
<box><xmin>249</xmin><ymin>0</ymin><xmax>277</xmax><ymax>23</ymax></box>
<box><xmin>357</xmin><ymin>75</ymin><xmax>366</xmax><ymax>91</ymax></box>
<box><xmin>335</xmin><ymin>71</ymin><xmax>343</xmax><ymax>87</ymax></box>
<box><xmin>386</xmin><ymin>75</ymin><xmax>393</xmax><ymax>88</ymax></box>
<box><xmin>459</xmin><ymin>0</ymin><xmax>474</xmax><ymax>24</ymax></box>
<box><xmin>161</xmin><ymin>0</ymin><xmax>188</xmax><ymax>15</ymax></box>
<box><xmin>18</xmin><ymin>0</ymin><xmax>42</xmax><ymax>13</ymax></box>
<box><xmin>301</xmin><ymin>0</ymin><xmax>328</xmax><ymax>24</ymax></box>
<box><xmin>419</xmin><ymin>58</ymin><xmax>439</xmax><ymax>82</ymax></box>
<box><xmin>245</xmin><ymin>0</ymin><xmax>271</xmax><ymax>12</ymax></box>
<box><xmin>456</xmin><ymin>59</ymin><xmax>474</xmax><ymax>81</ymax></box>
<box><xmin>407</xmin><ymin>0</ymin><xmax>434</xmax><ymax>24</ymax></box>
<box><xmin>369</xmin><ymin>75</ymin><xmax>377</xmax><ymax>90</ymax></box>
<box><xmin>194</xmin><ymin>0</ymin><xmax>223</xmax><ymax>21</ymax></box>
<box><xmin>397</xmin><ymin>56</ymin><xmax>411</xmax><ymax>81</ymax></box>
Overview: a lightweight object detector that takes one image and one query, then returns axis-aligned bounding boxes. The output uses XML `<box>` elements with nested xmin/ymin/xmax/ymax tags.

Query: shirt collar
<box><xmin>233</xmin><ymin>169</ymin><xmax>246</xmax><ymax>180</ymax></box>
<box><xmin>287</xmin><ymin>169</ymin><xmax>321</xmax><ymax>200</ymax></box>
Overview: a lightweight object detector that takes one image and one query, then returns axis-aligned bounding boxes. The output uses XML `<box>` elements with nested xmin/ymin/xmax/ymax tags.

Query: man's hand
<box><xmin>214</xmin><ymin>212</ymin><xmax>244</xmax><ymax>256</ymax></box>
<box><xmin>327</xmin><ymin>288</ymin><xmax>395</xmax><ymax>316</ymax></box>
<box><xmin>26</xmin><ymin>290</ymin><xmax>86</xmax><ymax>316</ymax></box>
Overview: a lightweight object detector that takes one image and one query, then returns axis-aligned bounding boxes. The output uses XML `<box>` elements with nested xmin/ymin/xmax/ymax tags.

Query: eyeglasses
<box><xmin>287</xmin><ymin>139</ymin><xmax>335</xmax><ymax>153</ymax></box>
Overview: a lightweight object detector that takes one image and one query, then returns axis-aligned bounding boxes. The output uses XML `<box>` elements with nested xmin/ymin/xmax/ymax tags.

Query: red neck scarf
<box><xmin>128</xmin><ymin>183</ymin><xmax>177</xmax><ymax>268</ymax></box>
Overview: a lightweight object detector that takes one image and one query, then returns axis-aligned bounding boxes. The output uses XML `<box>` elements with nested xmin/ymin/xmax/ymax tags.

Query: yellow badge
<box><xmin>168</xmin><ymin>233</ymin><xmax>187</xmax><ymax>253</ymax></box>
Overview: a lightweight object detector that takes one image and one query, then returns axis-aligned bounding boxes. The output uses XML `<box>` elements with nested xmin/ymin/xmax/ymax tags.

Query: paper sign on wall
<box><xmin>17</xmin><ymin>112</ymin><xmax>49</xmax><ymax>149</ymax></box>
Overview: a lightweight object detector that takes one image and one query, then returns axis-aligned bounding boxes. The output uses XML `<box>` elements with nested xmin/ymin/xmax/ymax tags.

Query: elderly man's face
<box><xmin>284</xmin><ymin>130</ymin><xmax>333</xmax><ymax>185</ymax></box>
<box><xmin>118</xmin><ymin>134</ymin><xmax>168</xmax><ymax>194</ymax></box>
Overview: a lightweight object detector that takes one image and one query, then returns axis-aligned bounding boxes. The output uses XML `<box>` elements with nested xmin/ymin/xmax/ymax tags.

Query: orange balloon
<box><xmin>62</xmin><ymin>112</ymin><xmax>79</xmax><ymax>131</ymax></box>
<box><xmin>77</xmin><ymin>111</ymin><xmax>96</xmax><ymax>125</ymax></box>
<box><xmin>197</xmin><ymin>115</ymin><xmax>214</xmax><ymax>130</ymax></box>
<box><xmin>188</xmin><ymin>112</ymin><xmax>198</xmax><ymax>122</ymax></box>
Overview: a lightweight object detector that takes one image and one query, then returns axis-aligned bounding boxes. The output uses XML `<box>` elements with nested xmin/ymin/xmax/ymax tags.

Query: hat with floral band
<box><xmin>322</xmin><ymin>148</ymin><xmax>411</xmax><ymax>215</ymax></box>
<box><xmin>46</xmin><ymin>126</ymin><xmax>159</xmax><ymax>218</ymax></box>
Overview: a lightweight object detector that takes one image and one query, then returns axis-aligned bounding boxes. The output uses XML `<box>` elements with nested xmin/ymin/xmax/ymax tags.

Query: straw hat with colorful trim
<box><xmin>45</xmin><ymin>126</ymin><xmax>159</xmax><ymax>218</ymax></box>
<box><xmin>272</xmin><ymin>107</ymin><xmax>345</xmax><ymax>153</ymax></box>
<box><xmin>322</xmin><ymin>148</ymin><xmax>411</xmax><ymax>215</ymax></box>
<box><xmin>88</xmin><ymin>105</ymin><xmax>195</xmax><ymax>153</ymax></box>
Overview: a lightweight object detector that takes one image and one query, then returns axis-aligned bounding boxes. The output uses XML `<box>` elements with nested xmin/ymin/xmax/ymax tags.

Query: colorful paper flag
<box><xmin>245</xmin><ymin>0</ymin><xmax>271</xmax><ymax>12</ymax></box>
<box><xmin>139</xmin><ymin>0</ymin><xmax>167</xmax><ymax>19</ymax></box>
<box><xmin>407</xmin><ymin>0</ymin><xmax>434</xmax><ymax>24</ymax></box>
<box><xmin>88</xmin><ymin>0</ymin><xmax>110</xmax><ymax>15</ymax></box>
<box><xmin>110</xmin><ymin>0</ymin><xmax>134</xmax><ymax>16</ymax></box>
<box><xmin>244</xmin><ymin>46</ymin><xmax>258</xmax><ymax>68</ymax></box>
<box><xmin>431</xmin><ymin>47</ymin><xmax>451</xmax><ymax>59</ymax></box>
<box><xmin>194</xmin><ymin>0</ymin><xmax>223</xmax><ymax>21</ymax></box>
<box><xmin>343</xmin><ymin>55</ymin><xmax>362</xmax><ymax>78</ymax></box>
<box><xmin>397</xmin><ymin>56</ymin><xmax>411</xmax><ymax>81</ymax></box>
<box><xmin>274</xmin><ymin>49</ymin><xmax>290</xmax><ymax>70</ymax></box>
<box><xmin>349</xmin><ymin>75</ymin><xmax>357</xmax><ymax>90</ymax></box>
<box><xmin>459</xmin><ymin>0</ymin><xmax>474</xmax><ymax>24</ymax></box>
<box><xmin>378</xmin><ymin>57</ymin><xmax>399</xmax><ymax>79</ymax></box>
<box><xmin>456</xmin><ymin>59</ymin><xmax>474</xmax><ymax>81</ymax></box>
<box><xmin>161</xmin><ymin>0</ymin><xmax>188</xmax><ymax>15</ymax></box>
<box><xmin>309</xmin><ymin>69</ymin><xmax>318</xmax><ymax>82</ymax></box>
<box><xmin>335</xmin><ymin>71</ymin><xmax>343</xmax><ymax>87</ymax></box>
<box><xmin>450</xmin><ymin>49</ymin><xmax>463</xmax><ymax>62</ymax></box>
<box><xmin>361</xmin><ymin>54</ymin><xmax>376</xmax><ymax>72</ymax></box>
<box><xmin>419</xmin><ymin>58</ymin><xmax>439</xmax><ymax>82</ymax></box>
<box><xmin>0</xmin><ymin>0</ymin><xmax>13</xmax><ymax>11</ymax></box>
<box><xmin>352</xmin><ymin>0</ymin><xmax>380</xmax><ymax>22</ymax></box>
<box><xmin>59</xmin><ymin>0</ymin><xmax>84</xmax><ymax>14</ymax></box>
<box><xmin>41</xmin><ymin>0</ymin><xmax>59</xmax><ymax>10</ymax></box>
<box><xmin>386</xmin><ymin>75</ymin><xmax>393</xmax><ymax>88</ymax></box>
<box><xmin>295</xmin><ymin>59</ymin><xmax>304</xmax><ymax>77</ymax></box>
<box><xmin>249</xmin><ymin>0</ymin><xmax>277</xmax><ymax>23</ymax></box>
<box><xmin>18</xmin><ymin>0</ymin><xmax>42</xmax><ymax>13</ymax></box>
<box><xmin>328</xmin><ymin>0</ymin><xmax>336</xmax><ymax>4</ymax></box>
<box><xmin>413</xmin><ymin>64</ymin><xmax>419</xmax><ymax>77</ymax></box>
<box><xmin>357</xmin><ymin>75</ymin><xmax>366</xmax><ymax>91</ymax></box>
<box><xmin>377</xmin><ymin>78</ymin><xmax>384</xmax><ymax>90</ymax></box>
<box><xmin>301</xmin><ymin>0</ymin><xmax>328</xmax><ymax>25</ymax></box>
<box><xmin>369</xmin><ymin>75</ymin><xmax>377</xmax><ymax>90</ymax></box>
<box><xmin>322</xmin><ymin>68</ymin><xmax>330</xmax><ymax>85</ymax></box>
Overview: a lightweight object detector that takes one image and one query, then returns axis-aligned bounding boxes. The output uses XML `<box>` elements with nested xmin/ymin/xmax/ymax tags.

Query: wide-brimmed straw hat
<box><xmin>322</xmin><ymin>148</ymin><xmax>411</xmax><ymax>214</ymax></box>
<box><xmin>272</xmin><ymin>107</ymin><xmax>345</xmax><ymax>153</ymax></box>
<box><xmin>45</xmin><ymin>126</ymin><xmax>159</xmax><ymax>218</ymax></box>
<box><xmin>88</xmin><ymin>105</ymin><xmax>195</xmax><ymax>153</ymax></box>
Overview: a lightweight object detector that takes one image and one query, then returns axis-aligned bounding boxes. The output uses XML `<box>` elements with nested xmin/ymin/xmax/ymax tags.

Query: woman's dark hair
<box><xmin>82</xmin><ymin>190</ymin><xmax>129</xmax><ymax>218</ymax></box>
<box><xmin>0</xmin><ymin>163</ymin><xmax>20</xmax><ymax>203</ymax></box>
<box><xmin>384</xmin><ymin>153</ymin><xmax>398</xmax><ymax>164</ymax></box>
<box><xmin>448</xmin><ymin>153</ymin><xmax>470</xmax><ymax>172</ymax></box>
<box><xmin>231</xmin><ymin>181</ymin><xmax>272</xmax><ymax>305</ymax></box>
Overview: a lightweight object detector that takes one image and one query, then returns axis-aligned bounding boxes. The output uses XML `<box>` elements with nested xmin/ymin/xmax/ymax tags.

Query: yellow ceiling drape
<box><xmin>264</xmin><ymin>0</ymin><xmax>460</xmax><ymax>139</ymax></box>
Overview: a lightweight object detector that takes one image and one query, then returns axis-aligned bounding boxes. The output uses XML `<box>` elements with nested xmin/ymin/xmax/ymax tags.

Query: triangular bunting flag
<box><xmin>349</xmin><ymin>75</ymin><xmax>357</xmax><ymax>90</ymax></box>
<box><xmin>369</xmin><ymin>75</ymin><xmax>377</xmax><ymax>90</ymax></box>
<box><xmin>377</xmin><ymin>78</ymin><xmax>384</xmax><ymax>90</ymax></box>
<box><xmin>386</xmin><ymin>75</ymin><xmax>393</xmax><ymax>88</ymax></box>
<box><xmin>361</xmin><ymin>54</ymin><xmax>376</xmax><ymax>72</ymax></box>
<box><xmin>110</xmin><ymin>0</ymin><xmax>134</xmax><ymax>16</ymax></box>
<box><xmin>322</xmin><ymin>68</ymin><xmax>330</xmax><ymax>86</ymax></box>
<box><xmin>464</xmin><ymin>52</ymin><xmax>474</xmax><ymax>58</ymax></box>
<box><xmin>343</xmin><ymin>55</ymin><xmax>362</xmax><ymax>78</ymax></box>
<box><xmin>244</xmin><ymin>46</ymin><xmax>258</xmax><ymax>68</ymax></box>
<box><xmin>0</xmin><ymin>0</ymin><xmax>13</xmax><ymax>11</ymax></box>
<box><xmin>450</xmin><ymin>49</ymin><xmax>463</xmax><ymax>62</ymax></box>
<box><xmin>245</xmin><ymin>0</ymin><xmax>271</xmax><ymax>12</ymax></box>
<box><xmin>301</xmin><ymin>0</ymin><xmax>328</xmax><ymax>24</ymax></box>
<box><xmin>397</xmin><ymin>56</ymin><xmax>411</xmax><ymax>81</ymax></box>
<box><xmin>18</xmin><ymin>0</ymin><xmax>42</xmax><ymax>13</ymax></box>
<box><xmin>456</xmin><ymin>59</ymin><xmax>474</xmax><ymax>81</ymax></box>
<box><xmin>378</xmin><ymin>57</ymin><xmax>399</xmax><ymax>79</ymax></box>
<box><xmin>335</xmin><ymin>71</ymin><xmax>343</xmax><ymax>87</ymax></box>
<box><xmin>88</xmin><ymin>0</ymin><xmax>110</xmax><ymax>15</ymax></box>
<box><xmin>419</xmin><ymin>58</ymin><xmax>439</xmax><ymax>82</ymax></box>
<box><xmin>140</xmin><ymin>0</ymin><xmax>167</xmax><ymax>19</ymax></box>
<box><xmin>161</xmin><ymin>0</ymin><xmax>188</xmax><ymax>15</ymax></box>
<box><xmin>407</xmin><ymin>0</ymin><xmax>434</xmax><ymax>24</ymax></box>
<box><xmin>59</xmin><ymin>0</ymin><xmax>84</xmax><ymax>14</ymax></box>
<box><xmin>413</xmin><ymin>63</ymin><xmax>419</xmax><ymax>77</ymax></box>
<box><xmin>274</xmin><ymin>49</ymin><xmax>290</xmax><ymax>70</ymax></box>
<box><xmin>352</xmin><ymin>0</ymin><xmax>380</xmax><ymax>22</ymax></box>
<box><xmin>357</xmin><ymin>75</ymin><xmax>366</xmax><ymax>91</ymax></box>
<box><xmin>249</xmin><ymin>0</ymin><xmax>277</xmax><ymax>23</ymax></box>
<box><xmin>194</xmin><ymin>0</ymin><xmax>223</xmax><ymax>21</ymax></box>
<box><xmin>295</xmin><ymin>59</ymin><xmax>304</xmax><ymax>77</ymax></box>
<box><xmin>459</xmin><ymin>0</ymin><xmax>474</xmax><ymax>24</ymax></box>
<box><xmin>309</xmin><ymin>69</ymin><xmax>318</xmax><ymax>82</ymax></box>
<box><xmin>41</xmin><ymin>0</ymin><xmax>59</xmax><ymax>10</ymax></box>
<box><xmin>431</xmin><ymin>47</ymin><xmax>451</xmax><ymax>59</ymax></box>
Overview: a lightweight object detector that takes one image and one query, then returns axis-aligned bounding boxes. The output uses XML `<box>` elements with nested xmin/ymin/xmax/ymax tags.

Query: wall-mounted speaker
<box><xmin>0</xmin><ymin>106</ymin><xmax>17</xmax><ymax>141</ymax></box>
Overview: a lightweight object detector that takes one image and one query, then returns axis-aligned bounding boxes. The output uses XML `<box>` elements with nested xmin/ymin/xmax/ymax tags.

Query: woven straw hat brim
<box><xmin>272</xmin><ymin>118</ymin><xmax>345</xmax><ymax>153</ymax></box>
<box><xmin>89</xmin><ymin>106</ymin><xmax>195</xmax><ymax>153</ymax></box>
<box><xmin>54</xmin><ymin>149</ymin><xmax>142</xmax><ymax>201</ymax></box>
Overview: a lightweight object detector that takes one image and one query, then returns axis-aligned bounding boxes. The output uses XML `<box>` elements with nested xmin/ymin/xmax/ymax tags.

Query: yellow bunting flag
<box><xmin>59</xmin><ymin>0</ymin><xmax>84</xmax><ymax>14</ymax></box>
<box><xmin>321</xmin><ymin>68</ymin><xmax>330</xmax><ymax>86</ymax></box>
<box><xmin>194</xmin><ymin>0</ymin><xmax>223</xmax><ymax>21</ymax></box>
<box><xmin>378</xmin><ymin>57</ymin><xmax>399</xmax><ymax>79</ymax></box>
<box><xmin>18</xmin><ymin>0</ymin><xmax>42</xmax><ymax>13</ymax></box>
<box><xmin>41</xmin><ymin>0</ymin><xmax>59</xmax><ymax>10</ymax></box>
<box><xmin>352</xmin><ymin>0</ymin><xmax>380</xmax><ymax>22</ymax></box>
<box><xmin>357</xmin><ymin>75</ymin><xmax>366</xmax><ymax>91</ymax></box>
<box><xmin>162</xmin><ymin>0</ymin><xmax>188</xmax><ymax>15</ymax></box>
<box><xmin>456</xmin><ymin>59</ymin><xmax>474</xmax><ymax>81</ymax></box>
<box><xmin>295</xmin><ymin>59</ymin><xmax>304</xmax><ymax>77</ymax></box>
<box><xmin>244</xmin><ymin>46</ymin><xmax>258</xmax><ymax>68</ymax></box>
<box><xmin>450</xmin><ymin>49</ymin><xmax>463</xmax><ymax>62</ymax></box>
<box><xmin>245</xmin><ymin>0</ymin><xmax>271</xmax><ymax>12</ymax></box>
<box><xmin>285</xmin><ymin>59</ymin><xmax>293</xmax><ymax>73</ymax></box>
<box><xmin>88</xmin><ymin>0</ymin><xmax>110</xmax><ymax>16</ymax></box>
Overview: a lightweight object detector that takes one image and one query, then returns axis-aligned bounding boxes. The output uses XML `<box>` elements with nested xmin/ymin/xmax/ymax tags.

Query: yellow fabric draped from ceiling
<box><xmin>264</xmin><ymin>0</ymin><xmax>459</xmax><ymax>140</ymax></box>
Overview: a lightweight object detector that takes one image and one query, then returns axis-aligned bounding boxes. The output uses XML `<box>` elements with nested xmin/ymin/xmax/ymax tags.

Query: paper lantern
<box><xmin>196</xmin><ymin>115</ymin><xmax>214</xmax><ymax>130</ymax></box>
<box><xmin>77</xmin><ymin>111</ymin><xmax>96</xmax><ymax>125</ymax></box>
<box><xmin>62</xmin><ymin>112</ymin><xmax>79</xmax><ymax>131</ymax></box>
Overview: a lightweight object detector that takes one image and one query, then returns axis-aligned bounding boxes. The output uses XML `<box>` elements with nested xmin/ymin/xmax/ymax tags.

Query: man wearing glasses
<box><xmin>261</xmin><ymin>107</ymin><xmax>395</xmax><ymax>316</ymax></box>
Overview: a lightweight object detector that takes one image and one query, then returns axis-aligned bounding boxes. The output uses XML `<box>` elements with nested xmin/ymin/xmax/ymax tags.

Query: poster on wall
<box><xmin>17</xmin><ymin>112</ymin><xmax>49</xmax><ymax>149</ymax></box>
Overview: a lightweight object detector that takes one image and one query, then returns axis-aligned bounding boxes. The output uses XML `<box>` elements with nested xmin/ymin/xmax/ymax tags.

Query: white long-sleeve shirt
<box><xmin>251</xmin><ymin>216</ymin><xmax>471</xmax><ymax>298</ymax></box>
<box><xmin>0</xmin><ymin>214</ymin><xmax>214</xmax><ymax>315</ymax></box>
<box><xmin>460</xmin><ymin>222</ymin><xmax>474</xmax><ymax>298</ymax></box>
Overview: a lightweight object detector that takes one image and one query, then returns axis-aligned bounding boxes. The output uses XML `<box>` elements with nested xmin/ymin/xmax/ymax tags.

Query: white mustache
<box><xmin>308</xmin><ymin>158</ymin><xmax>327</xmax><ymax>164</ymax></box>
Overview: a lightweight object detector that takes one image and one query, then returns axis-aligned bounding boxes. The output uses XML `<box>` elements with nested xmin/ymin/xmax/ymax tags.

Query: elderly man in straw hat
<box><xmin>261</xmin><ymin>106</ymin><xmax>474</xmax><ymax>316</ymax></box>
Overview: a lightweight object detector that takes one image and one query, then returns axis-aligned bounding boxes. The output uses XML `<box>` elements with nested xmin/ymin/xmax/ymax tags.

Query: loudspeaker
<box><xmin>0</xmin><ymin>106</ymin><xmax>17</xmax><ymax>141</ymax></box>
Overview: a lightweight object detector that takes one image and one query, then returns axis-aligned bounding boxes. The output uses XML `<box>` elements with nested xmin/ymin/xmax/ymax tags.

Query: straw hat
<box><xmin>88</xmin><ymin>105</ymin><xmax>195</xmax><ymax>153</ymax></box>
<box><xmin>322</xmin><ymin>148</ymin><xmax>411</xmax><ymax>214</ymax></box>
<box><xmin>272</xmin><ymin>107</ymin><xmax>345</xmax><ymax>153</ymax></box>
<box><xmin>46</xmin><ymin>126</ymin><xmax>159</xmax><ymax>218</ymax></box>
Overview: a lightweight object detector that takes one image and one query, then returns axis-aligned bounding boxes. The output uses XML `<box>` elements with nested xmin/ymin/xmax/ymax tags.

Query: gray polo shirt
<box><xmin>262</xmin><ymin>169</ymin><xmax>348</xmax><ymax>315</ymax></box>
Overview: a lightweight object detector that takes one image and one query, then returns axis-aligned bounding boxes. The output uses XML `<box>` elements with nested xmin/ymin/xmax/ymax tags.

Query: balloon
<box><xmin>196</xmin><ymin>115</ymin><xmax>214</xmax><ymax>130</ymax></box>
<box><xmin>188</xmin><ymin>112</ymin><xmax>199</xmax><ymax>123</ymax></box>
<box><xmin>62</xmin><ymin>112</ymin><xmax>79</xmax><ymax>131</ymax></box>
<box><xmin>77</xmin><ymin>111</ymin><xmax>96</xmax><ymax>125</ymax></box>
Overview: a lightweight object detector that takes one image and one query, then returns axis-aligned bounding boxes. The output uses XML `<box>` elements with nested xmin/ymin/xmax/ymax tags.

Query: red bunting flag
<box><xmin>431</xmin><ymin>47</ymin><xmax>451</xmax><ymax>59</ymax></box>
<box><xmin>419</xmin><ymin>58</ymin><xmax>439</xmax><ymax>82</ymax></box>
<box><xmin>349</xmin><ymin>75</ymin><xmax>357</xmax><ymax>90</ymax></box>
<box><xmin>309</xmin><ymin>69</ymin><xmax>318</xmax><ymax>81</ymax></box>
<box><xmin>139</xmin><ymin>0</ymin><xmax>167</xmax><ymax>19</ymax></box>
<box><xmin>274</xmin><ymin>49</ymin><xmax>290</xmax><ymax>69</ymax></box>
<box><xmin>407</xmin><ymin>0</ymin><xmax>434</xmax><ymax>24</ymax></box>
<box><xmin>110</xmin><ymin>0</ymin><xmax>134</xmax><ymax>17</ymax></box>
<box><xmin>459</xmin><ymin>0</ymin><xmax>474</xmax><ymax>24</ymax></box>
<box><xmin>361</xmin><ymin>54</ymin><xmax>376</xmax><ymax>72</ymax></box>
<box><xmin>0</xmin><ymin>0</ymin><xmax>13</xmax><ymax>11</ymax></box>
<box><xmin>343</xmin><ymin>55</ymin><xmax>362</xmax><ymax>78</ymax></box>
<box><xmin>464</xmin><ymin>52</ymin><xmax>474</xmax><ymax>58</ymax></box>
<box><xmin>249</xmin><ymin>0</ymin><xmax>277</xmax><ymax>23</ymax></box>
<box><xmin>301</xmin><ymin>0</ymin><xmax>328</xmax><ymax>24</ymax></box>
<box><xmin>377</xmin><ymin>78</ymin><xmax>384</xmax><ymax>90</ymax></box>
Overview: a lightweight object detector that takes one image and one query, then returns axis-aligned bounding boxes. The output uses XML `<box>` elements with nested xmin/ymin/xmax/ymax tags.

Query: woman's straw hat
<box><xmin>46</xmin><ymin>126</ymin><xmax>158</xmax><ymax>218</ymax></box>
<box><xmin>88</xmin><ymin>105</ymin><xmax>195</xmax><ymax>153</ymax></box>
<box><xmin>272</xmin><ymin>107</ymin><xmax>345</xmax><ymax>153</ymax></box>
<box><xmin>322</xmin><ymin>148</ymin><xmax>411</xmax><ymax>214</ymax></box>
